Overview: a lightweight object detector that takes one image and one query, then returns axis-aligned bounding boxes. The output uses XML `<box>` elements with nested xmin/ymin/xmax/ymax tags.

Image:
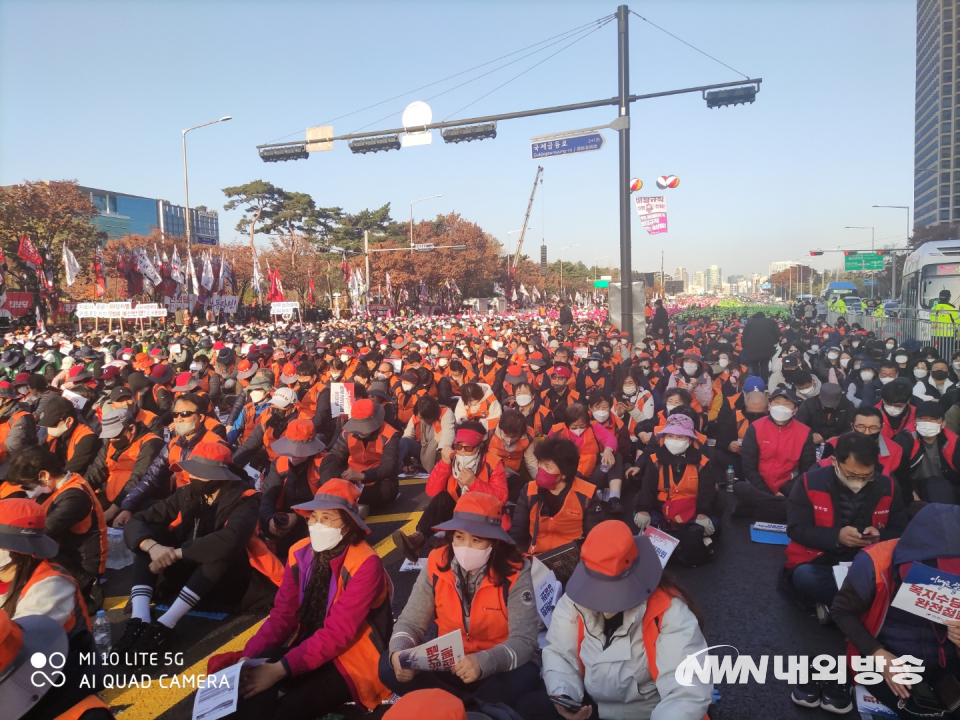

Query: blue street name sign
<box><xmin>531</xmin><ymin>132</ymin><xmax>605</xmax><ymax>159</ymax></box>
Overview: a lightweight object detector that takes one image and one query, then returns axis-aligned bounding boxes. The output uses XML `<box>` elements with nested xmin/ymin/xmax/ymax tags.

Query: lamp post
<box><xmin>872</xmin><ymin>205</ymin><xmax>910</xmax><ymax>299</ymax></box>
<box><xmin>844</xmin><ymin>226</ymin><xmax>876</xmax><ymax>298</ymax></box>
<box><xmin>560</xmin><ymin>244</ymin><xmax>581</xmax><ymax>297</ymax></box>
<box><xmin>182</xmin><ymin>116</ymin><xmax>231</xmax><ymax>244</ymax></box>
<box><xmin>594</xmin><ymin>256</ymin><xmax>612</xmax><ymax>281</ymax></box>
<box><xmin>410</xmin><ymin>194</ymin><xmax>443</xmax><ymax>253</ymax></box>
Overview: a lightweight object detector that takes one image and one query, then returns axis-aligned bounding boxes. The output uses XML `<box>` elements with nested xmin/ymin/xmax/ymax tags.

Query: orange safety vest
<box><xmin>487</xmin><ymin>431</ymin><xmax>532</xmax><ymax>473</ymax></box>
<box><xmin>541</xmin><ymin>387</ymin><xmax>580</xmax><ymax>412</ymax></box>
<box><xmin>850</xmin><ymin>539</ymin><xmax>898</xmax><ymax>661</ymax></box>
<box><xmin>464</xmin><ymin>395</ymin><xmax>499</xmax><ymax>431</ymax></box>
<box><xmin>526</xmin><ymin>476</ymin><xmax>597</xmax><ymax>555</ymax></box>
<box><xmin>239</xmin><ymin>402</ymin><xmax>260</xmax><ymax>443</ymax></box>
<box><xmin>346</xmin><ymin>424</ymin><xmax>399</xmax><ymax>477</ymax></box>
<box><xmin>52</xmin><ymin>693</ymin><xmax>113</xmax><ymax>720</ymax></box>
<box><xmin>47</xmin><ymin>423</ymin><xmax>95</xmax><ymax>465</ymax></box>
<box><xmin>0</xmin><ymin>481</ymin><xmax>23</xmax><ymax>498</ymax></box>
<box><xmin>427</xmin><ymin>546</ymin><xmax>519</xmax><ymax>655</ymax></box>
<box><xmin>257</xmin><ymin>411</ymin><xmax>284</xmax><ymax>461</ymax></box>
<box><xmin>168</xmin><ymin>430</ymin><xmax>229</xmax><ymax>490</ymax></box>
<box><xmin>105</xmin><ymin>431</ymin><xmax>160</xmax><ymax>503</ymax></box>
<box><xmin>549</xmin><ymin>423</ymin><xmax>600</xmax><ymax>479</ymax></box>
<box><xmin>298</xmin><ymin>381</ymin><xmax>327</xmax><ymax>421</ymax></box>
<box><xmin>656</xmin><ymin>455</ymin><xmax>709</xmax><ymax>503</ymax></box>
<box><xmin>524</xmin><ymin>404</ymin><xmax>551</xmax><ymax>439</ymax></box>
<box><xmin>137</xmin><ymin>407</ymin><xmax>158</xmax><ymax>428</ymax></box>
<box><xmin>477</xmin><ymin>364</ymin><xmax>499</xmax><ymax>387</ymax></box>
<box><xmin>274</xmin><ymin>455</ymin><xmax>325</xmax><ymax>506</ymax></box>
<box><xmin>412</xmin><ymin>407</ymin><xmax>451</xmax><ymax>443</ymax></box>
<box><xmin>287</xmin><ymin>538</ymin><xmax>392</xmax><ymax>709</ymax></box>
<box><xmin>41</xmin><ymin>473</ymin><xmax>108</xmax><ymax>574</ymax></box>
<box><xmin>0</xmin><ymin>409</ymin><xmax>30</xmax><ymax>463</ymax></box>
<box><xmin>21</xmin><ymin>560</ymin><xmax>91</xmax><ymax>639</ymax></box>
<box><xmin>396</xmin><ymin>389</ymin><xmax>425</xmax><ymax>425</ymax></box>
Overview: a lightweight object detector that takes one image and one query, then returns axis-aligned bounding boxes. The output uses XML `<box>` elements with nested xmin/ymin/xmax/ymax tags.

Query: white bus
<box><xmin>900</xmin><ymin>239</ymin><xmax>960</xmax><ymax>319</ymax></box>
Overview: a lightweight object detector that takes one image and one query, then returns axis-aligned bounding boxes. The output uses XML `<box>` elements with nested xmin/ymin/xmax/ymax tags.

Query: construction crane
<box><xmin>511</xmin><ymin>165</ymin><xmax>543</xmax><ymax>270</ymax></box>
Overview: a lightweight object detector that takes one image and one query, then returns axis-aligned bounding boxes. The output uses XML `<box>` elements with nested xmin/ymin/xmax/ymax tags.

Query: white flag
<box><xmin>252</xmin><ymin>253</ymin><xmax>263</xmax><ymax>298</ymax></box>
<box><xmin>62</xmin><ymin>243</ymin><xmax>80</xmax><ymax>286</ymax></box>
<box><xmin>153</xmin><ymin>244</ymin><xmax>162</xmax><ymax>271</ymax></box>
<box><xmin>171</xmin><ymin>247</ymin><xmax>184</xmax><ymax>284</ymax></box>
<box><xmin>188</xmin><ymin>246</ymin><xmax>199</xmax><ymax>295</ymax></box>
<box><xmin>519</xmin><ymin>283</ymin><xmax>529</xmax><ymax>297</ymax></box>
<box><xmin>135</xmin><ymin>247</ymin><xmax>162</xmax><ymax>285</ymax></box>
<box><xmin>201</xmin><ymin>252</ymin><xmax>214</xmax><ymax>291</ymax></box>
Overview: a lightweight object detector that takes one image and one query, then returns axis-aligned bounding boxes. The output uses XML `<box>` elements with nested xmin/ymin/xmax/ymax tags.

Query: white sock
<box><xmin>130</xmin><ymin>585</ymin><xmax>153</xmax><ymax>623</ymax></box>
<box><xmin>157</xmin><ymin>587</ymin><xmax>201</xmax><ymax>629</ymax></box>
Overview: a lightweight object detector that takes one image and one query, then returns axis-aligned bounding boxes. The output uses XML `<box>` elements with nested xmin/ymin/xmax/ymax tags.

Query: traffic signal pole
<box><xmin>617</xmin><ymin>5</ymin><xmax>634</xmax><ymax>341</ymax></box>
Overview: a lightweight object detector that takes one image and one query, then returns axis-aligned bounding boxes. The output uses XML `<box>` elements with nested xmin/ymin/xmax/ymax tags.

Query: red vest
<box><xmin>751</xmin><ymin>416</ymin><xmax>811</xmax><ymax>493</ymax></box>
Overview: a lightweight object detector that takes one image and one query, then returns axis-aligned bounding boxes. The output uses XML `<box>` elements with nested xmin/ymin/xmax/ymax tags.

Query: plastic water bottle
<box><xmin>93</xmin><ymin>610</ymin><xmax>112</xmax><ymax>657</ymax></box>
<box><xmin>106</xmin><ymin>528</ymin><xmax>134</xmax><ymax>570</ymax></box>
<box><xmin>725</xmin><ymin>466</ymin><xmax>736</xmax><ymax>492</ymax></box>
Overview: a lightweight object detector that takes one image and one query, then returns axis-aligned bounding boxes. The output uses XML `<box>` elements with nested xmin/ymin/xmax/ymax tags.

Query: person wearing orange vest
<box><xmin>259</xmin><ymin>419</ymin><xmax>333</xmax><ymax>560</ymax></box>
<box><xmin>116</xmin><ymin>442</ymin><xmax>262</xmax><ymax>660</ymax></box>
<box><xmin>709</xmin><ymin>388</ymin><xmax>768</xmax><ymax>483</ymax></box>
<box><xmin>383</xmin><ymin>492</ymin><xmax>538</xmax><ymax>708</ymax></box>
<box><xmin>516</xmin><ymin>521</ymin><xmax>712</xmax><ymax>720</ymax></box>
<box><xmin>226</xmin><ymin>375</ymin><xmax>273</xmax><ymax>446</ymax></box>
<box><xmin>106</xmin><ymin>385</ymin><xmax>165</xmax><ymax>437</ymax></box>
<box><xmin>7</xmin><ymin>446</ymin><xmax>108</xmax><ymax>611</ymax></box>
<box><xmin>399</xmin><ymin>395</ymin><xmax>455</xmax><ymax>474</ymax></box>
<box><xmin>0</xmin><ymin>381</ymin><xmax>36</xmax><ymax>467</ymax></box>
<box><xmin>330</xmin><ymin>398</ymin><xmax>401</xmax><ymax>509</ymax></box>
<box><xmin>83</xmin><ymin>408</ymin><xmax>164</xmax><ymax>526</ymax></box>
<box><xmin>116</xmin><ymin>392</ymin><xmax>230</xmax><ymax>524</ymax></box>
<box><xmin>509</xmin><ymin>435</ymin><xmax>597</xmax><ymax>556</ymax></box>
<box><xmin>485</xmin><ymin>409</ymin><xmax>538</xmax><ymax>497</ymax></box>
<box><xmin>205</xmin><ymin>479</ymin><xmax>392</xmax><ymax>720</ymax></box>
<box><xmin>38</xmin><ymin>396</ymin><xmax>101</xmax><ymax>475</ymax></box>
<box><xmin>294</xmin><ymin>359</ymin><xmax>335</xmax><ymax>441</ymax></box>
<box><xmin>394</xmin><ymin>422</ymin><xmax>508</xmax><ymax>562</ymax></box>
<box><xmin>140</xmin><ymin>364</ymin><xmax>175</xmax><ymax>426</ymax></box>
<box><xmin>541</xmin><ymin>364</ymin><xmax>580</xmax><ymax>416</ymax></box>
<box><xmin>0</xmin><ymin>499</ymin><xmax>92</xmax><ymax>655</ymax></box>
<box><xmin>830</xmin><ymin>504</ymin><xmax>960</xmax><ymax>717</ymax></box>
<box><xmin>0</xmin><ymin>609</ymin><xmax>114</xmax><ymax>720</ymax></box>
<box><xmin>394</xmin><ymin>370</ymin><xmax>427</xmax><ymax>426</ymax></box>
<box><xmin>233</xmin><ymin>387</ymin><xmax>299</xmax><ymax>469</ymax></box>
<box><xmin>454</xmin><ymin>382</ymin><xmax>502</xmax><ymax>433</ymax></box>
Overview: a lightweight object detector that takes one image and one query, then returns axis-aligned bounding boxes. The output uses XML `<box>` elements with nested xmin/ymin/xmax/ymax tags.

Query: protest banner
<box><xmin>397</xmin><ymin>630</ymin><xmax>464</xmax><ymax>672</ymax></box>
<box><xmin>206</xmin><ymin>295</ymin><xmax>238</xmax><ymax>314</ymax></box>
<box><xmin>531</xmin><ymin>557</ymin><xmax>562</xmax><ymax>627</ymax></box>
<box><xmin>330</xmin><ymin>382</ymin><xmax>355</xmax><ymax>418</ymax></box>
<box><xmin>891</xmin><ymin>563</ymin><xmax>960</xmax><ymax>624</ymax></box>
<box><xmin>643</xmin><ymin>526</ymin><xmax>680</xmax><ymax>567</ymax></box>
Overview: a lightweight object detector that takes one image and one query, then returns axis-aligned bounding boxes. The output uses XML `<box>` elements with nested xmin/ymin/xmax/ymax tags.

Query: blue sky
<box><xmin>0</xmin><ymin>0</ymin><xmax>915</xmax><ymax>279</ymax></box>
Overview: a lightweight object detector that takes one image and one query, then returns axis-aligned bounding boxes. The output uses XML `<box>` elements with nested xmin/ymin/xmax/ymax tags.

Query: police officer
<box><xmin>931</xmin><ymin>289</ymin><xmax>959</xmax><ymax>356</ymax></box>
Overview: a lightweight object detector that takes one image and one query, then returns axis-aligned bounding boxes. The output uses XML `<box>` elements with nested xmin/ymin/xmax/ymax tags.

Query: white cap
<box><xmin>270</xmin><ymin>387</ymin><xmax>298</xmax><ymax>409</ymax></box>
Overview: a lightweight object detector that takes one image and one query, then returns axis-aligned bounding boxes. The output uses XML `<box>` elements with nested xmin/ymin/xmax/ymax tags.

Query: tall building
<box><xmin>705</xmin><ymin>265</ymin><xmax>723</xmax><ymax>293</ymax></box>
<box><xmin>675</xmin><ymin>267</ymin><xmax>688</xmax><ymax>291</ymax></box>
<box><xmin>76</xmin><ymin>186</ymin><xmax>220</xmax><ymax>245</ymax></box>
<box><xmin>691</xmin><ymin>271</ymin><xmax>705</xmax><ymax>292</ymax></box>
<box><xmin>769</xmin><ymin>260</ymin><xmax>798</xmax><ymax>276</ymax></box>
<box><xmin>915</xmin><ymin>0</ymin><xmax>951</xmax><ymax>227</ymax></box>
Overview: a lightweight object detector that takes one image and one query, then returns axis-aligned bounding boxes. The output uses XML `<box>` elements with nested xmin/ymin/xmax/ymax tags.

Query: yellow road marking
<box><xmin>103</xmin><ymin>596</ymin><xmax>128</xmax><ymax>611</ymax></box>
<box><xmin>399</xmin><ymin>477</ymin><xmax>427</xmax><ymax>486</ymax></box>
<box><xmin>110</xmin><ymin>509</ymin><xmax>422</xmax><ymax>717</ymax></box>
<box><xmin>366</xmin><ymin>511</ymin><xmax>420</xmax><ymax>524</ymax></box>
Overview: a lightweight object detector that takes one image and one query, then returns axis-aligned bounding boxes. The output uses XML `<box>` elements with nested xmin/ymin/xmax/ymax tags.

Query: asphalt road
<box><xmin>97</xmin><ymin>479</ymin><xmax>854</xmax><ymax>720</ymax></box>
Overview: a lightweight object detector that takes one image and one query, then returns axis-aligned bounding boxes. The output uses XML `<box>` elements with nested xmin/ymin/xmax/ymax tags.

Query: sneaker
<box><xmin>790</xmin><ymin>681</ymin><xmax>821</xmax><ymax>708</ymax></box>
<box><xmin>115</xmin><ymin>618</ymin><xmax>147</xmax><ymax>655</ymax></box>
<box><xmin>393</xmin><ymin>530</ymin><xmax>426</xmax><ymax>562</ymax></box>
<box><xmin>816</xmin><ymin>603</ymin><xmax>833</xmax><ymax>626</ymax></box>
<box><xmin>820</xmin><ymin>683</ymin><xmax>853</xmax><ymax>714</ymax></box>
<box><xmin>605</xmin><ymin>496</ymin><xmax>624</xmax><ymax>516</ymax></box>
<box><xmin>132</xmin><ymin>620</ymin><xmax>178</xmax><ymax>659</ymax></box>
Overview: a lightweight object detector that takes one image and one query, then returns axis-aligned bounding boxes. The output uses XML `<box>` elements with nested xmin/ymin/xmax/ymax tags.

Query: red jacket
<box><xmin>426</xmin><ymin>458</ymin><xmax>508</xmax><ymax>506</ymax></box>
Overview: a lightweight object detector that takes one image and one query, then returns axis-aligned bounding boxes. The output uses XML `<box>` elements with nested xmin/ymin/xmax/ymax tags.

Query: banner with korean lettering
<box><xmin>397</xmin><ymin>630</ymin><xmax>464</xmax><ymax>672</ymax></box>
<box><xmin>330</xmin><ymin>382</ymin><xmax>355</xmax><ymax>418</ymax></box>
<box><xmin>205</xmin><ymin>295</ymin><xmax>238</xmax><ymax>314</ymax></box>
<box><xmin>0</xmin><ymin>292</ymin><xmax>33</xmax><ymax>317</ymax></box>
<box><xmin>891</xmin><ymin>563</ymin><xmax>960</xmax><ymax>624</ymax></box>
<box><xmin>635</xmin><ymin>196</ymin><xmax>668</xmax><ymax>235</ymax></box>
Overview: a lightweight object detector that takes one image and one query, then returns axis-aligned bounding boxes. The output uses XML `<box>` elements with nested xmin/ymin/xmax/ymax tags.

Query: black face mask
<box><xmin>932</xmin><ymin>370</ymin><xmax>950</xmax><ymax>381</ymax></box>
<box><xmin>858</xmin><ymin>431</ymin><xmax>881</xmax><ymax>447</ymax></box>
<box><xmin>744</xmin><ymin>411</ymin><xmax>766</xmax><ymax>423</ymax></box>
<box><xmin>189</xmin><ymin>479</ymin><xmax>223</xmax><ymax>497</ymax></box>
<box><xmin>112</xmin><ymin>435</ymin><xmax>132</xmax><ymax>452</ymax></box>
<box><xmin>782</xmin><ymin>370</ymin><xmax>797</xmax><ymax>383</ymax></box>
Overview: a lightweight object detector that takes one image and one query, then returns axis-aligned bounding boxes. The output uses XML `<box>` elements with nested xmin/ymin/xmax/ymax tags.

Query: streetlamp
<box><xmin>844</xmin><ymin>226</ymin><xmax>876</xmax><ymax>298</ymax></box>
<box><xmin>410</xmin><ymin>194</ymin><xmax>443</xmax><ymax>253</ymax></box>
<box><xmin>594</xmin><ymin>256</ymin><xmax>612</xmax><ymax>281</ymax></box>
<box><xmin>560</xmin><ymin>244</ymin><xmax>581</xmax><ymax>297</ymax></box>
<box><xmin>872</xmin><ymin>204</ymin><xmax>910</xmax><ymax>299</ymax></box>
<box><xmin>182</xmin><ymin>116</ymin><xmax>231</xmax><ymax>244</ymax></box>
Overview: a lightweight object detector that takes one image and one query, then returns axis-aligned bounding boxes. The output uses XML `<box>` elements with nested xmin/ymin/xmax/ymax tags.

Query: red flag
<box><xmin>269</xmin><ymin>269</ymin><xmax>285</xmax><ymax>303</ymax></box>
<box><xmin>340</xmin><ymin>254</ymin><xmax>350</xmax><ymax>282</ymax></box>
<box><xmin>308</xmin><ymin>270</ymin><xmax>316</xmax><ymax>304</ymax></box>
<box><xmin>93</xmin><ymin>251</ymin><xmax>106</xmax><ymax>298</ymax></box>
<box><xmin>17</xmin><ymin>234</ymin><xmax>43</xmax><ymax>265</ymax></box>
<box><xmin>116</xmin><ymin>247</ymin><xmax>127</xmax><ymax>274</ymax></box>
<box><xmin>0</xmin><ymin>246</ymin><xmax>7</xmax><ymax>265</ymax></box>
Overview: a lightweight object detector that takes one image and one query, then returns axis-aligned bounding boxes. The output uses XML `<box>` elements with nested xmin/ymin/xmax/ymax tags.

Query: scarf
<box><xmin>296</xmin><ymin>537</ymin><xmax>350</xmax><ymax>639</ymax></box>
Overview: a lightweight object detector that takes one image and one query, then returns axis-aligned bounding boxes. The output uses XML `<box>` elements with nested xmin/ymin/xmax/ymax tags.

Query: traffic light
<box><xmin>705</xmin><ymin>85</ymin><xmax>758</xmax><ymax>109</ymax></box>
<box><xmin>876</xmin><ymin>250</ymin><xmax>889</xmax><ymax>255</ymax></box>
<box><xmin>259</xmin><ymin>144</ymin><xmax>309</xmax><ymax>162</ymax></box>
<box><xmin>441</xmin><ymin>122</ymin><xmax>497</xmax><ymax>144</ymax></box>
<box><xmin>348</xmin><ymin>134</ymin><xmax>402</xmax><ymax>154</ymax></box>
<box><xmin>844</xmin><ymin>251</ymin><xmax>853</xmax><ymax>256</ymax></box>
<box><xmin>809</xmin><ymin>251</ymin><xmax>824</xmax><ymax>256</ymax></box>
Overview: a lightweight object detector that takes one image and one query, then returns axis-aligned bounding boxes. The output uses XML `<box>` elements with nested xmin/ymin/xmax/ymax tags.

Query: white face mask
<box><xmin>438</xmin><ymin>359</ymin><xmax>448</xmax><ymax>367</ymax></box>
<box><xmin>827</xmin><ymin>352</ymin><xmax>839</xmax><ymax>360</ymax></box>
<box><xmin>770</xmin><ymin>405</ymin><xmax>794</xmax><ymax>423</ymax></box>
<box><xmin>796</xmin><ymin>386</ymin><xmax>815</xmax><ymax>397</ymax></box>
<box><xmin>834</xmin><ymin>462</ymin><xmax>869</xmax><ymax>494</ymax></box>
<box><xmin>641</xmin><ymin>367</ymin><xmax>652</xmax><ymax>376</ymax></box>
<box><xmin>515</xmin><ymin>394</ymin><xmax>532</xmax><ymax>407</ymax></box>
<box><xmin>401</xmin><ymin>382</ymin><xmax>414</xmax><ymax>393</ymax></box>
<box><xmin>483</xmin><ymin>357</ymin><xmax>494</xmax><ymax>366</ymax></box>
<box><xmin>453</xmin><ymin>544</ymin><xmax>492</xmax><ymax>573</ymax></box>
<box><xmin>26</xmin><ymin>484</ymin><xmax>47</xmax><ymax>499</ymax></box>
<box><xmin>340</xmin><ymin>354</ymin><xmax>351</xmax><ymax>363</ymax></box>
<box><xmin>249</xmin><ymin>390</ymin><xmax>267</xmax><ymax>403</ymax></box>
<box><xmin>190</xmin><ymin>363</ymin><xmax>202</xmax><ymax>372</ymax></box>
<box><xmin>954</xmin><ymin>362</ymin><xmax>960</xmax><ymax>372</ymax></box>
<box><xmin>588</xmin><ymin>360</ymin><xmax>599</xmax><ymax>371</ymax></box>
<box><xmin>569</xmin><ymin>426</ymin><xmax>586</xmax><ymax>436</ymax></box>
<box><xmin>0</xmin><ymin>548</ymin><xmax>10</xmax><ymax>569</ymax></box>
<box><xmin>810</xmin><ymin>345</ymin><xmax>820</xmax><ymax>352</ymax></box>
<box><xmin>174</xmin><ymin>420</ymin><xmax>197</xmax><ymax>437</ymax></box>
<box><xmin>453</xmin><ymin>452</ymin><xmax>482</xmax><ymax>479</ymax></box>
<box><xmin>308</xmin><ymin>523</ymin><xmax>344</xmax><ymax>552</ymax></box>
<box><xmin>47</xmin><ymin>420</ymin><xmax>70</xmax><ymax>438</ymax></box>
<box><xmin>665</xmin><ymin>402</ymin><xmax>681</xmax><ymax>412</ymax></box>
<box><xmin>860</xmin><ymin>371</ymin><xmax>875</xmax><ymax>382</ymax></box>
<box><xmin>880</xmin><ymin>376</ymin><xmax>894</xmax><ymax>385</ymax></box>
<box><xmin>914</xmin><ymin>368</ymin><xmax>928</xmax><ymax>379</ymax></box>
<box><xmin>917</xmin><ymin>421</ymin><xmax>941</xmax><ymax>438</ymax></box>
<box><xmin>895</xmin><ymin>355</ymin><xmax>908</xmax><ymax>364</ymax></box>
<box><xmin>592</xmin><ymin>410</ymin><xmax>610</xmax><ymax>423</ymax></box>
<box><xmin>887</xmin><ymin>343</ymin><xmax>896</xmax><ymax>350</ymax></box>
<box><xmin>683</xmin><ymin>363</ymin><xmax>698</xmax><ymax>376</ymax></box>
<box><xmin>840</xmin><ymin>358</ymin><xmax>850</xmax><ymax>368</ymax></box>
<box><xmin>622</xmin><ymin>384</ymin><xmax>637</xmax><ymax>395</ymax></box>
<box><xmin>664</xmin><ymin>437</ymin><xmax>691</xmax><ymax>455</ymax></box>
<box><xmin>883</xmin><ymin>403</ymin><xmax>905</xmax><ymax>417</ymax></box>
<box><xmin>718</xmin><ymin>358</ymin><xmax>729</xmax><ymax>369</ymax></box>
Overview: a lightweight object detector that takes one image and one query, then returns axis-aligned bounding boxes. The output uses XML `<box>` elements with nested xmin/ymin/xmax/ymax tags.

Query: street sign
<box><xmin>306</xmin><ymin>125</ymin><xmax>334</xmax><ymax>152</ymax></box>
<box><xmin>760</xmin><ymin>282</ymin><xmax>772</xmax><ymax>289</ymax></box>
<box><xmin>600</xmin><ymin>275</ymin><xmax>612</xmax><ymax>281</ymax></box>
<box><xmin>414</xmin><ymin>243</ymin><xmax>435</xmax><ymax>251</ymax></box>
<box><xmin>531</xmin><ymin>132</ymin><xmax>604</xmax><ymax>159</ymax></box>
<box><xmin>844</xmin><ymin>253</ymin><xmax>885</xmax><ymax>272</ymax></box>
<box><xmin>594</xmin><ymin>280</ymin><xmax>609</xmax><ymax>288</ymax></box>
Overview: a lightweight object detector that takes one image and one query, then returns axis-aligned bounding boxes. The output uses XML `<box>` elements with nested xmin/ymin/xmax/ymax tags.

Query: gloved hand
<box><xmin>207</xmin><ymin>650</ymin><xmax>244</xmax><ymax>674</ymax></box>
<box><xmin>695</xmin><ymin>515</ymin><xmax>716</xmax><ymax>537</ymax></box>
<box><xmin>634</xmin><ymin>511</ymin><xmax>652</xmax><ymax>531</ymax></box>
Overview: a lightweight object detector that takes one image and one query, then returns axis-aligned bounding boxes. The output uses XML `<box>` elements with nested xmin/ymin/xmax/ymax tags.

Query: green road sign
<box><xmin>844</xmin><ymin>253</ymin><xmax>885</xmax><ymax>272</ymax></box>
<box><xmin>594</xmin><ymin>280</ymin><xmax>609</xmax><ymax>288</ymax></box>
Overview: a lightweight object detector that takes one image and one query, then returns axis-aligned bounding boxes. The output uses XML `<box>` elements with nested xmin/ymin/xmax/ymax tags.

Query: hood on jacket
<box><xmin>893</xmin><ymin>504</ymin><xmax>960</xmax><ymax>565</ymax></box>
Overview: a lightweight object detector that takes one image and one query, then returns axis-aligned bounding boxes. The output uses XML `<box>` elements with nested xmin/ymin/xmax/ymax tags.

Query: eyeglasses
<box><xmin>853</xmin><ymin>424</ymin><xmax>882</xmax><ymax>434</ymax></box>
<box><xmin>840</xmin><ymin>468</ymin><xmax>875</xmax><ymax>482</ymax></box>
<box><xmin>452</xmin><ymin>443</ymin><xmax>479</xmax><ymax>451</ymax></box>
<box><xmin>172</xmin><ymin>410</ymin><xmax>197</xmax><ymax>419</ymax></box>
<box><xmin>307</xmin><ymin>515</ymin><xmax>344</xmax><ymax>529</ymax></box>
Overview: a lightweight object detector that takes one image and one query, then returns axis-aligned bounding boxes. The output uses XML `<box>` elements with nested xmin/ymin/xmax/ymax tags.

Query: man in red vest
<box><xmin>782</xmin><ymin>433</ymin><xmax>907</xmax><ymax>630</ymax></box>
<box><xmin>735</xmin><ymin>387</ymin><xmax>815</xmax><ymax>523</ymax></box>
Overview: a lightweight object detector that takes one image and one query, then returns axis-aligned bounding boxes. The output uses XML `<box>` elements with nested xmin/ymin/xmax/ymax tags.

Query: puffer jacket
<box><xmin>542</xmin><ymin>593</ymin><xmax>713</xmax><ymax>720</ymax></box>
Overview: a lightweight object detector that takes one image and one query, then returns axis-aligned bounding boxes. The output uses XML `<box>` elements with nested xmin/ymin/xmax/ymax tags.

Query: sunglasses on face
<box><xmin>173</xmin><ymin>410</ymin><xmax>197</xmax><ymax>419</ymax></box>
<box><xmin>452</xmin><ymin>443</ymin><xmax>479</xmax><ymax>452</ymax></box>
